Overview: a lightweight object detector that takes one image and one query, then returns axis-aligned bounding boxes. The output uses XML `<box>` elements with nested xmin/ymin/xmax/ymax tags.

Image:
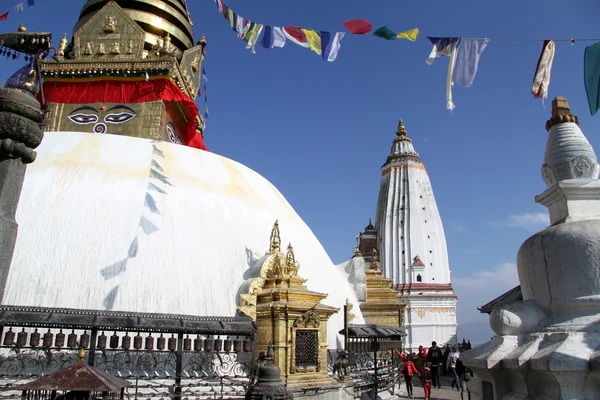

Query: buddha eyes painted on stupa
<box><xmin>67</xmin><ymin>105</ymin><xmax>137</xmax><ymax>134</ymax></box>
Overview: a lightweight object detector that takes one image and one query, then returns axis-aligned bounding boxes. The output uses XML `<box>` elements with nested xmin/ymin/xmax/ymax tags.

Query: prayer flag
<box><xmin>0</xmin><ymin>11</ymin><xmax>8</xmax><ymax>20</ymax></box>
<box><xmin>227</xmin><ymin>9</ymin><xmax>235</xmax><ymax>29</ymax></box>
<box><xmin>202</xmin><ymin>66</ymin><xmax>208</xmax><ymax>82</ymax></box>
<box><xmin>397</xmin><ymin>28</ymin><xmax>419</xmax><ymax>41</ymax></box>
<box><xmin>584</xmin><ymin>42</ymin><xmax>600</xmax><ymax>116</ymax></box>
<box><xmin>27</xmin><ymin>0</ymin><xmax>34</xmax><ymax>6</ymax></box>
<box><xmin>426</xmin><ymin>37</ymin><xmax>459</xmax><ymax>65</ymax></box>
<box><xmin>302</xmin><ymin>29</ymin><xmax>322</xmax><ymax>55</ymax></box>
<box><xmin>216</xmin><ymin>0</ymin><xmax>224</xmax><ymax>16</ymax></box>
<box><xmin>283</xmin><ymin>26</ymin><xmax>309</xmax><ymax>48</ymax></box>
<box><xmin>531</xmin><ymin>40</ymin><xmax>555</xmax><ymax>99</ymax></box>
<box><xmin>261</xmin><ymin>26</ymin><xmax>286</xmax><ymax>48</ymax></box>
<box><xmin>452</xmin><ymin>38</ymin><xmax>490</xmax><ymax>87</ymax></box>
<box><xmin>373</xmin><ymin>26</ymin><xmax>397</xmax><ymax>41</ymax></box>
<box><xmin>245</xmin><ymin>24</ymin><xmax>264</xmax><ymax>54</ymax></box>
<box><xmin>342</xmin><ymin>19</ymin><xmax>372</xmax><ymax>35</ymax></box>
<box><xmin>14</xmin><ymin>2</ymin><xmax>23</xmax><ymax>14</ymax></box>
<box><xmin>321</xmin><ymin>31</ymin><xmax>345</xmax><ymax>62</ymax></box>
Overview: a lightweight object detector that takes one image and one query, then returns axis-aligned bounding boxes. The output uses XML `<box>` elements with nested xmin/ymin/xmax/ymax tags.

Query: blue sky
<box><xmin>1</xmin><ymin>0</ymin><xmax>599</xmax><ymax>340</ymax></box>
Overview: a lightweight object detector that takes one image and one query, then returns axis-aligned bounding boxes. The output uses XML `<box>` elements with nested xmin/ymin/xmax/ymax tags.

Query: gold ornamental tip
<box><xmin>268</xmin><ymin>220</ymin><xmax>281</xmax><ymax>253</ymax></box>
<box><xmin>395</xmin><ymin>119</ymin><xmax>412</xmax><ymax>143</ymax></box>
<box><xmin>17</xmin><ymin>24</ymin><xmax>26</xmax><ymax>32</ymax></box>
<box><xmin>371</xmin><ymin>248</ymin><xmax>379</xmax><ymax>270</ymax></box>
<box><xmin>78</xmin><ymin>347</ymin><xmax>86</xmax><ymax>361</ymax></box>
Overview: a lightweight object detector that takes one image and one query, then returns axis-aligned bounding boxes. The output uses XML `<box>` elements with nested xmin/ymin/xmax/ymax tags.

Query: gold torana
<box><xmin>74</xmin><ymin>0</ymin><xmax>194</xmax><ymax>59</ymax></box>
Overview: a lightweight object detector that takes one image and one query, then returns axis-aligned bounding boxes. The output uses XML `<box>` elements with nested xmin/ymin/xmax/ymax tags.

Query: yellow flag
<box><xmin>245</xmin><ymin>24</ymin><xmax>264</xmax><ymax>54</ymax></box>
<box><xmin>302</xmin><ymin>29</ymin><xmax>322</xmax><ymax>55</ymax></box>
<box><xmin>397</xmin><ymin>28</ymin><xmax>419</xmax><ymax>41</ymax></box>
<box><xmin>228</xmin><ymin>9</ymin><xmax>235</xmax><ymax>28</ymax></box>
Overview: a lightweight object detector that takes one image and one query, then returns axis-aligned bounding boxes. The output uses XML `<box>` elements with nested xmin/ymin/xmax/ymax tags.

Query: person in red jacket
<box><xmin>421</xmin><ymin>366</ymin><xmax>433</xmax><ymax>400</ymax></box>
<box><xmin>402</xmin><ymin>355</ymin><xmax>420</xmax><ymax>398</ymax></box>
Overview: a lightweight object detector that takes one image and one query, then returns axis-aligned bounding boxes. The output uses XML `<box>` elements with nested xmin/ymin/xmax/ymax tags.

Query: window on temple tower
<box><xmin>295</xmin><ymin>330</ymin><xmax>318</xmax><ymax>368</ymax></box>
<box><xmin>417</xmin><ymin>274</ymin><xmax>422</xmax><ymax>282</ymax></box>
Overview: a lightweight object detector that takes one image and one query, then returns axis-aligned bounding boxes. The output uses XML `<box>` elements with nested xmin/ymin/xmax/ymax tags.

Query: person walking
<box><xmin>455</xmin><ymin>358</ymin><xmax>473</xmax><ymax>400</ymax></box>
<box><xmin>401</xmin><ymin>355</ymin><xmax>420</xmax><ymax>398</ymax></box>
<box><xmin>426</xmin><ymin>341</ymin><xmax>444</xmax><ymax>389</ymax></box>
<box><xmin>446</xmin><ymin>345</ymin><xmax>461</xmax><ymax>391</ymax></box>
<box><xmin>420</xmin><ymin>366</ymin><xmax>432</xmax><ymax>400</ymax></box>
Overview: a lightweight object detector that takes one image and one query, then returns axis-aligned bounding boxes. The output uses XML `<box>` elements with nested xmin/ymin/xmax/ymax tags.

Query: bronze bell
<box><xmin>96</xmin><ymin>332</ymin><xmax>107</xmax><ymax>349</ymax></box>
<box><xmin>30</xmin><ymin>329</ymin><xmax>40</xmax><ymax>347</ymax></box>
<box><xmin>168</xmin><ymin>334</ymin><xmax>177</xmax><ymax>352</ymax></box>
<box><xmin>17</xmin><ymin>328</ymin><xmax>28</xmax><ymax>347</ymax></box>
<box><xmin>3</xmin><ymin>328</ymin><xmax>15</xmax><ymax>346</ymax></box>
<box><xmin>109</xmin><ymin>332</ymin><xmax>119</xmax><ymax>349</ymax></box>
<box><xmin>194</xmin><ymin>335</ymin><xmax>202</xmax><ymax>351</ymax></box>
<box><xmin>43</xmin><ymin>329</ymin><xmax>53</xmax><ymax>347</ymax></box>
<box><xmin>224</xmin><ymin>338</ymin><xmax>232</xmax><ymax>352</ymax></box>
<box><xmin>157</xmin><ymin>334</ymin><xmax>165</xmax><ymax>351</ymax></box>
<box><xmin>145</xmin><ymin>334</ymin><xmax>154</xmax><ymax>350</ymax></box>
<box><xmin>55</xmin><ymin>329</ymin><xmax>65</xmax><ymax>348</ymax></box>
<box><xmin>214</xmin><ymin>338</ymin><xmax>222</xmax><ymax>352</ymax></box>
<box><xmin>80</xmin><ymin>331</ymin><xmax>90</xmax><ymax>349</ymax></box>
<box><xmin>133</xmin><ymin>333</ymin><xmax>143</xmax><ymax>350</ymax></box>
<box><xmin>67</xmin><ymin>330</ymin><xmax>78</xmax><ymax>348</ymax></box>
<box><xmin>183</xmin><ymin>335</ymin><xmax>191</xmax><ymax>351</ymax></box>
<box><xmin>122</xmin><ymin>332</ymin><xmax>131</xmax><ymax>350</ymax></box>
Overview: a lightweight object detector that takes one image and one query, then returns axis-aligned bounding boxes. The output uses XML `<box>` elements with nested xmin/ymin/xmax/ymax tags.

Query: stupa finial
<box><xmin>268</xmin><ymin>220</ymin><xmax>281</xmax><ymax>253</ymax></box>
<box><xmin>545</xmin><ymin>96</ymin><xmax>579</xmax><ymax>132</ymax></box>
<box><xmin>371</xmin><ymin>248</ymin><xmax>379</xmax><ymax>270</ymax></box>
<box><xmin>353</xmin><ymin>235</ymin><xmax>362</xmax><ymax>258</ymax></box>
<box><xmin>395</xmin><ymin>119</ymin><xmax>412</xmax><ymax>143</ymax></box>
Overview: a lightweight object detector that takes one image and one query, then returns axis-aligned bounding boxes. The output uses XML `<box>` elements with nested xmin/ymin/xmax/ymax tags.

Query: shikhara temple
<box><xmin>0</xmin><ymin>0</ymin><xmax>461</xmax><ymax>398</ymax></box>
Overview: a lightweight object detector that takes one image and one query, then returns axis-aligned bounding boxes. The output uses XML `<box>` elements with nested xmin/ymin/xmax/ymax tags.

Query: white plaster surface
<box><xmin>374</xmin><ymin>136</ymin><xmax>456</xmax><ymax>349</ymax></box>
<box><xmin>4</xmin><ymin>131</ymin><xmax>364</xmax><ymax>349</ymax></box>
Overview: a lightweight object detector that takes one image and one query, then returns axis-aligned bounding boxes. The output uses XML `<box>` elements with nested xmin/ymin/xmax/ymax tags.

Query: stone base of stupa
<box><xmin>463</xmin><ymin>312</ymin><xmax>600</xmax><ymax>399</ymax></box>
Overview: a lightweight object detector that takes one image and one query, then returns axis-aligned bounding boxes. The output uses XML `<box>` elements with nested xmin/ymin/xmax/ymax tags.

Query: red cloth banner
<box><xmin>41</xmin><ymin>78</ymin><xmax>208</xmax><ymax>151</ymax></box>
<box><xmin>342</xmin><ymin>19</ymin><xmax>373</xmax><ymax>34</ymax></box>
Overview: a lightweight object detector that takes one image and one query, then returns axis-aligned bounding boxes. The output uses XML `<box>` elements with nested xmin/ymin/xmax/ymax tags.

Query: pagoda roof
<box><xmin>478</xmin><ymin>285</ymin><xmax>523</xmax><ymax>314</ymax></box>
<box><xmin>339</xmin><ymin>324</ymin><xmax>406</xmax><ymax>339</ymax></box>
<box><xmin>16</xmin><ymin>360</ymin><xmax>131</xmax><ymax>391</ymax></box>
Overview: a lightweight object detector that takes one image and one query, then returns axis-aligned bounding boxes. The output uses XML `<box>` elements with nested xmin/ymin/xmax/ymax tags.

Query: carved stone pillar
<box><xmin>0</xmin><ymin>86</ymin><xmax>44</xmax><ymax>301</ymax></box>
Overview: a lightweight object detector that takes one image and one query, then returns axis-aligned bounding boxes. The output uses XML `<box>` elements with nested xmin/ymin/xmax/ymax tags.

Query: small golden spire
<box><xmin>371</xmin><ymin>248</ymin><xmax>379</xmax><ymax>270</ymax></box>
<box><xmin>198</xmin><ymin>34</ymin><xmax>207</xmax><ymax>46</ymax></box>
<box><xmin>78</xmin><ymin>347</ymin><xmax>86</xmax><ymax>361</ymax></box>
<box><xmin>353</xmin><ymin>235</ymin><xmax>362</xmax><ymax>258</ymax></box>
<box><xmin>268</xmin><ymin>220</ymin><xmax>281</xmax><ymax>253</ymax></box>
<box><xmin>17</xmin><ymin>24</ymin><xmax>26</xmax><ymax>33</ymax></box>
<box><xmin>286</xmin><ymin>243</ymin><xmax>295</xmax><ymax>267</ymax></box>
<box><xmin>395</xmin><ymin>119</ymin><xmax>412</xmax><ymax>143</ymax></box>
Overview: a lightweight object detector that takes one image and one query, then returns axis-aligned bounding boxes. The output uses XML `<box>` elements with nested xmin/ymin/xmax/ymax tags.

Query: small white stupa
<box><xmin>462</xmin><ymin>97</ymin><xmax>600</xmax><ymax>399</ymax></box>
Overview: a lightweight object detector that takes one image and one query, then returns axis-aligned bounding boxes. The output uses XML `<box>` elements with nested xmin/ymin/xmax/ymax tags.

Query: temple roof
<box><xmin>75</xmin><ymin>0</ymin><xmax>195</xmax><ymax>57</ymax></box>
<box><xmin>478</xmin><ymin>285</ymin><xmax>523</xmax><ymax>314</ymax></box>
<box><xmin>16</xmin><ymin>358</ymin><xmax>131</xmax><ymax>391</ymax></box>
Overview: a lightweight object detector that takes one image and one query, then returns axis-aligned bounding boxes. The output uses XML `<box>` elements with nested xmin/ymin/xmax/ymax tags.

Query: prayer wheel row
<box><xmin>1</xmin><ymin>327</ymin><xmax>251</xmax><ymax>352</ymax></box>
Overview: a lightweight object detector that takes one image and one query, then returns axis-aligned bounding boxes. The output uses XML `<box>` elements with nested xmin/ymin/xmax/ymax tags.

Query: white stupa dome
<box><xmin>3</xmin><ymin>131</ymin><xmax>363</xmax><ymax>348</ymax></box>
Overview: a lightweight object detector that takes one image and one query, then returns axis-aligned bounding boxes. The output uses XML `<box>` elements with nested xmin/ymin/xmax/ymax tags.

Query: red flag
<box><xmin>342</xmin><ymin>19</ymin><xmax>372</xmax><ymax>35</ymax></box>
<box><xmin>0</xmin><ymin>11</ymin><xmax>9</xmax><ymax>20</ymax></box>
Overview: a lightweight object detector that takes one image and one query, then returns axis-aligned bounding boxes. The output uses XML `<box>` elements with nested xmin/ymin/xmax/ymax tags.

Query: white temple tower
<box><xmin>374</xmin><ymin>119</ymin><xmax>457</xmax><ymax>350</ymax></box>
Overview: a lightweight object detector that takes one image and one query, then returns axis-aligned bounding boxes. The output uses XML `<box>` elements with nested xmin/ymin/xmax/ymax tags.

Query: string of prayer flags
<box><xmin>244</xmin><ymin>23</ymin><xmax>264</xmax><ymax>54</ymax></box>
<box><xmin>261</xmin><ymin>26</ymin><xmax>286</xmax><ymax>49</ymax></box>
<box><xmin>321</xmin><ymin>32</ymin><xmax>345</xmax><ymax>62</ymax></box>
<box><xmin>584</xmin><ymin>42</ymin><xmax>600</xmax><ymax>116</ymax></box>
<box><xmin>373</xmin><ymin>26</ymin><xmax>398</xmax><ymax>41</ymax></box>
<box><xmin>0</xmin><ymin>0</ymin><xmax>34</xmax><ymax>22</ymax></box>
<box><xmin>425</xmin><ymin>37</ymin><xmax>461</xmax><ymax>110</ymax></box>
<box><xmin>342</xmin><ymin>19</ymin><xmax>373</xmax><ymax>35</ymax></box>
<box><xmin>397</xmin><ymin>28</ymin><xmax>419</xmax><ymax>41</ymax></box>
<box><xmin>531</xmin><ymin>40</ymin><xmax>556</xmax><ymax>99</ymax></box>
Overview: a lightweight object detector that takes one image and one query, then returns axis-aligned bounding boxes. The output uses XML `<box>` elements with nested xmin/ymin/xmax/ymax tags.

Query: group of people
<box><xmin>396</xmin><ymin>341</ymin><xmax>473</xmax><ymax>400</ymax></box>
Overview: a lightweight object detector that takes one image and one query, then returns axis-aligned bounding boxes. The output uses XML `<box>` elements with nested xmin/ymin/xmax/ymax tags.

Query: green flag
<box><xmin>584</xmin><ymin>42</ymin><xmax>600</xmax><ymax>116</ymax></box>
<box><xmin>373</xmin><ymin>26</ymin><xmax>397</xmax><ymax>41</ymax></box>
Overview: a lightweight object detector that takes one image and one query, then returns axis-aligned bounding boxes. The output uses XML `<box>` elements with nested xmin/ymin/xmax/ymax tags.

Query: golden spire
<box><xmin>395</xmin><ymin>119</ymin><xmax>412</xmax><ymax>143</ymax></box>
<box><xmin>371</xmin><ymin>248</ymin><xmax>379</xmax><ymax>270</ymax></box>
<box><xmin>17</xmin><ymin>24</ymin><xmax>26</xmax><ymax>32</ymax></box>
<box><xmin>285</xmin><ymin>243</ymin><xmax>300</xmax><ymax>276</ymax></box>
<box><xmin>353</xmin><ymin>235</ymin><xmax>362</xmax><ymax>258</ymax></box>
<box><xmin>268</xmin><ymin>220</ymin><xmax>281</xmax><ymax>253</ymax></box>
